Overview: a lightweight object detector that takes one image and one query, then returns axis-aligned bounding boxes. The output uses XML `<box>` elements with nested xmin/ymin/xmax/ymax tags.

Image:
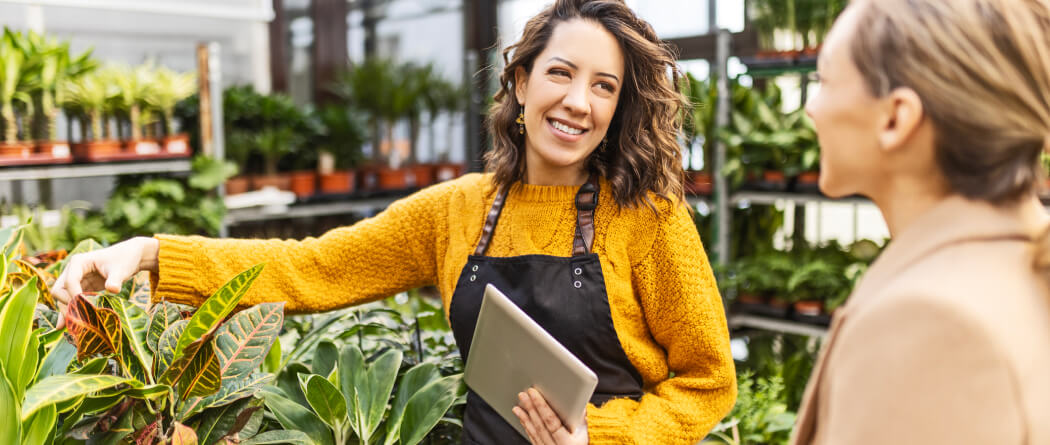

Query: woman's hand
<box><xmin>512</xmin><ymin>388</ymin><xmax>588</xmax><ymax>445</ymax></box>
<box><xmin>52</xmin><ymin>236</ymin><xmax>160</xmax><ymax>323</ymax></box>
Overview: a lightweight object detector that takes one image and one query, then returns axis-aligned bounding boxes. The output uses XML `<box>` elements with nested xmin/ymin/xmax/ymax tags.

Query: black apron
<box><xmin>448</xmin><ymin>175</ymin><xmax>645</xmax><ymax>444</ymax></box>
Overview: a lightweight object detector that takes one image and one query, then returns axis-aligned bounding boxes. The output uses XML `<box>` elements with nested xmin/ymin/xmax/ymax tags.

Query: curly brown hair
<box><xmin>484</xmin><ymin>0</ymin><xmax>687</xmax><ymax>211</ymax></box>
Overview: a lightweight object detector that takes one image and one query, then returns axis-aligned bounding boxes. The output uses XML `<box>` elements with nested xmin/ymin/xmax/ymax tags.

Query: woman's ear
<box><xmin>514</xmin><ymin>66</ymin><xmax>529</xmax><ymax>106</ymax></box>
<box><xmin>876</xmin><ymin>87</ymin><xmax>925</xmax><ymax>154</ymax></box>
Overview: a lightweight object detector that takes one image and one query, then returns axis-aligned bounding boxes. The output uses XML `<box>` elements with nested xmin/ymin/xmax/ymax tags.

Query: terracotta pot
<box><xmin>687</xmin><ymin>171</ymin><xmax>713</xmax><ymax>195</ymax></box>
<box><xmin>36</xmin><ymin>141</ymin><xmax>71</xmax><ymax>158</ymax></box>
<box><xmin>378</xmin><ymin>167</ymin><xmax>410</xmax><ymax>190</ymax></box>
<box><xmin>289</xmin><ymin>171</ymin><xmax>317</xmax><ymax>198</ymax></box>
<box><xmin>793</xmin><ymin>300</ymin><xmax>824</xmax><ymax>316</ymax></box>
<box><xmin>767</xmin><ymin>297</ymin><xmax>791</xmax><ymax>309</ymax></box>
<box><xmin>434</xmin><ymin>162</ymin><xmax>464</xmax><ymax>183</ymax></box>
<box><xmin>225</xmin><ymin>176</ymin><xmax>251</xmax><ymax>195</ymax></box>
<box><xmin>320</xmin><ymin>170</ymin><xmax>356</xmax><ymax>194</ymax></box>
<box><xmin>763</xmin><ymin>170</ymin><xmax>786</xmax><ymax>182</ymax></box>
<box><xmin>0</xmin><ymin>141</ymin><xmax>33</xmax><ymax>158</ymax></box>
<box><xmin>797</xmin><ymin>171</ymin><xmax>820</xmax><ymax>184</ymax></box>
<box><xmin>163</xmin><ymin>134</ymin><xmax>191</xmax><ymax>154</ymax></box>
<box><xmin>409</xmin><ymin>164</ymin><xmax>436</xmax><ymax>188</ymax></box>
<box><xmin>357</xmin><ymin>164</ymin><xmax>380</xmax><ymax>192</ymax></box>
<box><xmin>72</xmin><ymin>140</ymin><xmax>122</xmax><ymax>158</ymax></box>
<box><xmin>252</xmin><ymin>173</ymin><xmax>291</xmax><ymax>191</ymax></box>
<box><xmin>125</xmin><ymin>139</ymin><xmax>162</xmax><ymax>155</ymax></box>
<box><xmin>737</xmin><ymin>293</ymin><xmax>765</xmax><ymax>305</ymax></box>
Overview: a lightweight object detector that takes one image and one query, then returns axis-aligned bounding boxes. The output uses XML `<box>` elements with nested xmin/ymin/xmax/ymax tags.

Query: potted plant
<box><xmin>0</xmin><ymin>29</ymin><xmax>37</xmax><ymax>158</ymax></box>
<box><xmin>250</xmin><ymin>93</ymin><xmax>304</xmax><ymax>191</ymax></box>
<box><xmin>23</xmin><ymin>30</ymin><xmax>96</xmax><ymax>158</ymax></box>
<box><xmin>111</xmin><ymin>63</ymin><xmax>158</xmax><ymax>154</ymax></box>
<box><xmin>223</xmin><ymin>129</ymin><xmax>253</xmax><ymax>195</ymax></box>
<box><xmin>144</xmin><ymin>66</ymin><xmax>196</xmax><ymax>154</ymax></box>
<box><xmin>313</xmin><ymin>104</ymin><xmax>366</xmax><ymax>195</ymax></box>
<box><xmin>63</xmin><ymin>70</ymin><xmax>121</xmax><ymax>159</ymax></box>
<box><xmin>289</xmin><ymin>115</ymin><xmax>320</xmax><ymax>200</ymax></box>
<box><xmin>786</xmin><ymin>259</ymin><xmax>844</xmax><ymax>324</ymax></box>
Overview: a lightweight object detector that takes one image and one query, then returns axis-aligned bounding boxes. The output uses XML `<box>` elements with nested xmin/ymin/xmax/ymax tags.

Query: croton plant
<box><xmin>0</xmin><ymin>222</ymin><xmax>305</xmax><ymax>445</ymax></box>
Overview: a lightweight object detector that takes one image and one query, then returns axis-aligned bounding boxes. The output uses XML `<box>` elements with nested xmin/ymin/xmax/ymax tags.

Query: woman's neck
<box><xmin>870</xmin><ymin>176</ymin><xmax>953</xmax><ymax>237</ymax></box>
<box><xmin>524</xmin><ymin>165</ymin><xmax>588</xmax><ymax>186</ymax></box>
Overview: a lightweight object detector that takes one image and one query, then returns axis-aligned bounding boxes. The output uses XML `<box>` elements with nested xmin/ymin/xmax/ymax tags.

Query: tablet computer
<box><xmin>463</xmin><ymin>283</ymin><xmax>599</xmax><ymax>438</ymax></box>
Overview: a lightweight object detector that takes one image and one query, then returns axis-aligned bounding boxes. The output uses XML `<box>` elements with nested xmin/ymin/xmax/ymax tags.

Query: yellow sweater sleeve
<box><xmin>586</xmin><ymin>203</ymin><xmax>737</xmax><ymax>444</ymax></box>
<box><xmin>152</xmin><ymin>181</ymin><xmax>451</xmax><ymax>312</ymax></box>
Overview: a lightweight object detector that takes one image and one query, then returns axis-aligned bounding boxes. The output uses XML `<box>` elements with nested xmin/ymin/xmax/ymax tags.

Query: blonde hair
<box><xmin>849</xmin><ymin>0</ymin><xmax>1050</xmax><ymax>202</ymax></box>
<box><xmin>848</xmin><ymin>0</ymin><xmax>1050</xmax><ymax>273</ymax></box>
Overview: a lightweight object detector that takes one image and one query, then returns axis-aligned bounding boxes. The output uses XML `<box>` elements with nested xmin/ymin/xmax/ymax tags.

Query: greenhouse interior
<box><xmin>1</xmin><ymin>0</ymin><xmax>1048</xmax><ymax>444</ymax></box>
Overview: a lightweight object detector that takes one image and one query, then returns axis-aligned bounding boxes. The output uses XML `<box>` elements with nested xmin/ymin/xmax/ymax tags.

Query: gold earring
<box><xmin>516</xmin><ymin>109</ymin><xmax>525</xmax><ymax>135</ymax></box>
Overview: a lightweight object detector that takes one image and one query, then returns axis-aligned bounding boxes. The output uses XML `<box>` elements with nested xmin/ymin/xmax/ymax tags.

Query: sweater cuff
<box><xmin>586</xmin><ymin>400</ymin><xmax>634</xmax><ymax>444</ymax></box>
<box><xmin>151</xmin><ymin>234</ymin><xmax>205</xmax><ymax>307</ymax></box>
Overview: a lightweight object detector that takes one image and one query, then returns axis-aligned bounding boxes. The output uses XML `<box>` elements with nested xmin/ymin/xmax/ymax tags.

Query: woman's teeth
<box><xmin>550</xmin><ymin>120</ymin><xmax>584</xmax><ymax>135</ymax></box>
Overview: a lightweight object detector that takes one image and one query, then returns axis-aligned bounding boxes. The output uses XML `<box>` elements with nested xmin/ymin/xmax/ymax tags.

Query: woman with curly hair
<box><xmin>52</xmin><ymin>1</ymin><xmax>736</xmax><ymax>443</ymax></box>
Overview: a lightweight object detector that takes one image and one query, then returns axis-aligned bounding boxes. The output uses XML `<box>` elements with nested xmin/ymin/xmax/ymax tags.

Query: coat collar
<box><xmin>791</xmin><ymin>194</ymin><xmax>1047</xmax><ymax>445</ymax></box>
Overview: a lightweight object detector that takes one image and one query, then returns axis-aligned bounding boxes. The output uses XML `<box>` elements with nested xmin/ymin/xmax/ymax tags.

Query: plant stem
<box><xmin>90</xmin><ymin>110</ymin><xmax>102</xmax><ymax>141</ymax></box>
<box><xmin>2</xmin><ymin>102</ymin><xmax>16</xmax><ymax>143</ymax></box>
<box><xmin>130</xmin><ymin>104</ymin><xmax>142</xmax><ymax>141</ymax></box>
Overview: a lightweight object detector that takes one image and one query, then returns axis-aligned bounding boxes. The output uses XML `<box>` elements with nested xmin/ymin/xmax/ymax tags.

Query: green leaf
<box><xmin>179</xmin><ymin>372</ymin><xmax>273</xmax><ymax>420</ymax></box>
<box><xmin>383</xmin><ymin>363</ymin><xmax>441</xmax><ymax>445</ymax></box>
<box><xmin>340</xmin><ymin>345</ymin><xmax>402</xmax><ymax>443</ymax></box>
<box><xmin>156</xmin><ymin>319</ymin><xmax>189</xmax><ymax>376</ymax></box>
<box><xmin>21</xmin><ymin>374</ymin><xmax>131</xmax><ymax>421</ymax></box>
<box><xmin>61</xmin><ymin>293</ymin><xmax>122</xmax><ymax>362</ymax></box>
<box><xmin>175</xmin><ymin>264</ymin><xmax>265</xmax><ymax>357</ymax></box>
<box><xmin>195</xmin><ymin>397</ymin><xmax>260</xmax><ymax>445</ymax></box>
<box><xmin>299</xmin><ymin>374</ymin><xmax>347</xmax><ymax>430</ymax></box>
<box><xmin>103</xmin><ymin>295</ymin><xmax>153</xmax><ymax>383</ymax></box>
<box><xmin>399</xmin><ymin>375</ymin><xmax>463</xmax><ymax>445</ymax></box>
<box><xmin>66</xmin><ymin>238</ymin><xmax>103</xmax><ymax>256</ymax></box>
<box><xmin>259</xmin><ymin>386</ymin><xmax>335</xmax><ymax>445</ymax></box>
<box><xmin>73</xmin><ymin>356</ymin><xmax>109</xmax><ymax>375</ymax></box>
<box><xmin>312</xmin><ymin>341</ymin><xmax>337</xmax><ymax>377</ymax></box>
<box><xmin>264</xmin><ymin>337</ymin><xmax>281</xmax><ymax>374</ymax></box>
<box><xmin>147</xmin><ymin>301</ymin><xmax>184</xmax><ymax>354</ymax></box>
<box><xmin>0</xmin><ymin>278</ymin><xmax>39</xmax><ymax>397</ymax></box>
<box><xmin>17</xmin><ymin>328</ymin><xmax>39</xmax><ymax>397</ymax></box>
<box><xmin>37</xmin><ymin>339</ymin><xmax>76</xmax><ymax>381</ymax></box>
<box><xmin>20</xmin><ymin>402</ymin><xmax>55</xmax><ymax>445</ymax></box>
<box><xmin>238</xmin><ymin>430</ymin><xmax>314</xmax><ymax>445</ymax></box>
<box><xmin>0</xmin><ymin>366</ymin><xmax>21</xmax><ymax>445</ymax></box>
<box><xmin>213</xmin><ymin>302</ymin><xmax>284</xmax><ymax>382</ymax></box>
<box><xmin>129</xmin><ymin>271</ymin><xmax>152</xmax><ymax>310</ymax></box>
<box><xmin>276</xmin><ymin>362</ymin><xmax>311</xmax><ymax>409</ymax></box>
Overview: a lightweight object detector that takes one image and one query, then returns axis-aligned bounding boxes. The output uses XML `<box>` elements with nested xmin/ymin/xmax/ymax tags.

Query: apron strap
<box><xmin>474</xmin><ymin>174</ymin><xmax>600</xmax><ymax>257</ymax></box>
<box><xmin>572</xmin><ymin>175</ymin><xmax>600</xmax><ymax>256</ymax></box>
<box><xmin>474</xmin><ymin>185</ymin><xmax>509</xmax><ymax>256</ymax></box>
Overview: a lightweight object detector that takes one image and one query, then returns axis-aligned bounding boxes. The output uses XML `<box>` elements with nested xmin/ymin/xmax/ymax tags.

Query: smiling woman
<box><xmin>50</xmin><ymin>1</ymin><xmax>735</xmax><ymax>445</ymax></box>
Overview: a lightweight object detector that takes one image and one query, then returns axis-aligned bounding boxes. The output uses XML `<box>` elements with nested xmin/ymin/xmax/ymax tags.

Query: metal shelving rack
<box><xmin>0</xmin><ymin>160</ymin><xmax>192</xmax><ymax>182</ymax></box>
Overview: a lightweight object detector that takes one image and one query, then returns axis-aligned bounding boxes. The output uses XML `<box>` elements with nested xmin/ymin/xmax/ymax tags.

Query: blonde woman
<box><xmin>794</xmin><ymin>0</ymin><xmax>1050</xmax><ymax>443</ymax></box>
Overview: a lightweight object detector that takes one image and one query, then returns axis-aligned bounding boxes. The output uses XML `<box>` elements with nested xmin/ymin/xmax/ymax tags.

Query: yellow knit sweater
<box><xmin>153</xmin><ymin>173</ymin><xmax>736</xmax><ymax>444</ymax></box>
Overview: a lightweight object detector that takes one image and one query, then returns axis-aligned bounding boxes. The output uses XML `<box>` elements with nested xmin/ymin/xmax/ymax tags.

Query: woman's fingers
<box><xmin>528</xmin><ymin>388</ymin><xmax>566</xmax><ymax>434</ymax></box>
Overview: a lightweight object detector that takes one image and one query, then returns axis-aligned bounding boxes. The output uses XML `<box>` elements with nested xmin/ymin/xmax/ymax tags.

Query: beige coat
<box><xmin>792</xmin><ymin>196</ymin><xmax>1050</xmax><ymax>445</ymax></box>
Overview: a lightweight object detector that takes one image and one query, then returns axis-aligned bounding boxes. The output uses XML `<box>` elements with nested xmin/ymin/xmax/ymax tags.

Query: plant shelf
<box><xmin>0</xmin><ymin>159</ymin><xmax>192</xmax><ymax>181</ymax></box>
<box><xmin>728</xmin><ymin>313</ymin><xmax>828</xmax><ymax>337</ymax></box>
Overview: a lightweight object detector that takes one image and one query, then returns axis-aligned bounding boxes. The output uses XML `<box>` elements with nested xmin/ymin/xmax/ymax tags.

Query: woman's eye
<box><xmin>597</xmin><ymin>82</ymin><xmax>615</xmax><ymax>93</ymax></box>
<box><xmin>549</xmin><ymin>69</ymin><xmax>570</xmax><ymax>77</ymax></box>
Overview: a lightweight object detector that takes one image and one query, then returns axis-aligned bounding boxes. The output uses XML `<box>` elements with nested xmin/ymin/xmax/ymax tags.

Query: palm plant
<box><xmin>22</xmin><ymin>31</ymin><xmax>96</xmax><ymax>142</ymax></box>
<box><xmin>62</xmin><ymin>71</ymin><xmax>113</xmax><ymax>141</ymax></box>
<box><xmin>0</xmin><ymin>29</ymin><xmax>39</xmax><ymax>145</ymax></box>
<box><xmin>110</xmin><ymin>63</ymin><xmax>154</xmax><ymax>141</ymax></box>
<box><xmin>145</xmin><ymin>67</ymin><xmax>196</xmax><ymax>138</ymax></box>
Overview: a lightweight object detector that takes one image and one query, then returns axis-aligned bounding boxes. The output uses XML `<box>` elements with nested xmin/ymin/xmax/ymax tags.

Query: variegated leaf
<box><xmin>213</xmin><ymin>303</ymin><xmax>284</xmax><ymax>382</ymax></box>
<box><xmin>62</xmin><ymin>293</ymin><xmax>122</xmax><ymax>362</ymax></box>
<box><xmin>21</xmin><ymin>374</ymin><xmax>131</xmax><ymax>421</ymax></box>
<box><xmin>33</xmin><ymin>307</ymin><xmax>60</xmax><ymax>332</ymax></box>
<box><xmin>172</xmin><ymin>421</ymin><xmax>199</xmax><ymax>445</ymax></box>
<box><xmin>129</xmin><ymin>271</ymin><xmax>152</xmax><ymax>310</ymax></box>
<box><xmin>14</xmin><ymin>259</ymin><xmax>55</xmax><ymax>308</ymax></box>
<box><xmin>0</xmin><ymin>278</ymin><xmax>39</xmax><ymax>398</ymax></box>
<box><xmin>103</xmin><ymin>295</ymin><xmax>153</xmax><ymax>383</ymax></box>
<box><xmin>175</xmin><ymin>264</ymin><xmax>265</xmax><ymax>357</ymax></box>
<box><xmin>156</xmin><ymin>319</ymin><xmax>188</xmax><ymax>377</ymax></box>
<box><xmin>147</xmin><ymin>301</ymin><xmax>183</xmax><ymax>354</ymax></box>
<box><xmin>159</xmin><ymin>335</ymin><xmax>221</xmax><ymax>401</ymax></box>
<box><xmin>179</xmin><ymin>372</ymin><xmax>274</xmax><ymax>420</ymax></box>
